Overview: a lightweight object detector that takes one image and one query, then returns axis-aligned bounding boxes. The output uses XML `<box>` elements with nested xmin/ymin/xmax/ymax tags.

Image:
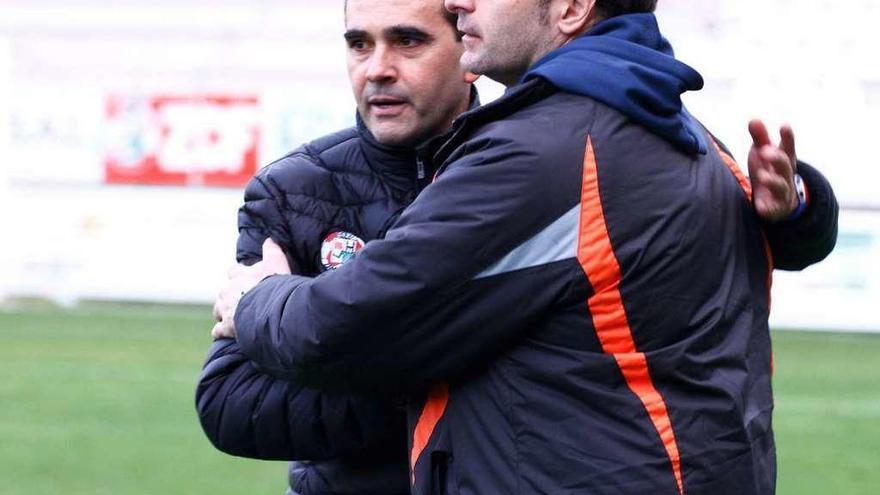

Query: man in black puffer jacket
<box><xmin>196</xmin><ymin>2</ymin><xmax>479</xmax><ymax>493</ymax></box>
<box><xmin>196</xmin><ymin>112</ymin><xmax>478</xmax><ymax>494</ymax></box>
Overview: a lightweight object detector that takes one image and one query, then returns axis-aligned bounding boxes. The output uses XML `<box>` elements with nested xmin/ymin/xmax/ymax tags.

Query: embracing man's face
<box><xmin>345</xmin><ymin>0</ymin><xmax>475</xmax><ymax>147</ymax></box>
<box><xmin>446</xmin><ymin>0</ymin><xmax>559</xmax><ymax>86</ymax></box>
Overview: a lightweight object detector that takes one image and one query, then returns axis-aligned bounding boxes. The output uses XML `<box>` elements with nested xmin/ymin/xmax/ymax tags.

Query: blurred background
<box><xmin>0</xmin><ymin>0</ymin><xmax>878</xmax><ymax>494</ymax></box>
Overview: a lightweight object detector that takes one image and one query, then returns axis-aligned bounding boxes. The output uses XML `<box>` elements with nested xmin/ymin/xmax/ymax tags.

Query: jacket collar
<box><xmin>428</xmin><ymin>79</ymin><xmax>554</xmax><ymax>176</ymax></box>
<box><xmin>356</xmin><ymin>113</ymin><xmax>419</xmax><ymax>181</ymax></box>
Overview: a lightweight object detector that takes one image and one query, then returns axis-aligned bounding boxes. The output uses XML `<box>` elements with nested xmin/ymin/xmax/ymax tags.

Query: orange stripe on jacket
<box><xmin>712</xmin><ymin>140</ymin><xmax>753</xmax><ymax>202</ymax></box>
<box><xmin>409</xmin><ymin>383</ymin><xmax>449</xmax><ymax>485</ymax></box>
<box><xmin>577</xmin><ymin>136</ymin><xmax>685</xmax><ymax>495</ymax></box>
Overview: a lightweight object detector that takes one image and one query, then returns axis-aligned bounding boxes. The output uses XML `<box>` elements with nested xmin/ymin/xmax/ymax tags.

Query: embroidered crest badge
<box><xmin>321</xmin><ymin>231</ymin><xmax>365</xmax><ymax>271</ymax></box>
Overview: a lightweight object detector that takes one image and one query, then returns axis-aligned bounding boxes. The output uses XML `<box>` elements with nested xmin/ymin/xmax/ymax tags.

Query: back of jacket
<box><xmin>405</xmin><ymin>83</ymin><xmax>775</xmax><ymax>494</ymax></box>
<box><xmin>401</xmin><ymin>16</ymin><xmax>776</xmax><ymax>491</ymax></box>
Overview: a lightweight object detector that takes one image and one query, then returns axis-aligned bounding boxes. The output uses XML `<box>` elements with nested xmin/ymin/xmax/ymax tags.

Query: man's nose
<box><xmin>365</xmin><ymin>45</ymin><xmax>398</xmax><ymax>82</ymax></box>
<box><xmin>444</xmin><ymin>0</ymin><xmax>474</xmax><ymax>14</ymax></box>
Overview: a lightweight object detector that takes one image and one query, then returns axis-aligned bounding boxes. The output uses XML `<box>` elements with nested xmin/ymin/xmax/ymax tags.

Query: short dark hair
<box><xmin>594</xmin><ymin>0</ymin><xmax>658</xmax><ymax>19</ymax></box>
<box><xmin>344</xmin><ymin>1</ymin><xmax>460</xmax><ymax>39</ymax></box>
<box><xmin>537</xmin><ymin>0</ymin><xmax>656</xmax><ymax>25</ymax></box>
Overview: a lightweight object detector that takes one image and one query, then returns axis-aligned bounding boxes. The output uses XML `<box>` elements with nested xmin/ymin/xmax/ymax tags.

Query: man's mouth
<box><xmin>368</xmin><ymin>96</ymin><xmax>408</xmax><ymax>117</ymax></box>
<box><xmin>370</xmin><ymin>97</ymin><xmax>405</xmax><ymax>107</ymax></box>
<box><xmin>457</xmin><ymin>26</ymin><xmax>479</xmax><ymax>45</ymax></box>
<box><xmin>457</xmin><ymin>20</ymin><xmax>478</xmax><ymax>40</ymax></box>
<box><xmin>461</xmin><ymin>32</ymin><xmax>478</xmax><ymax>43</ymax></box>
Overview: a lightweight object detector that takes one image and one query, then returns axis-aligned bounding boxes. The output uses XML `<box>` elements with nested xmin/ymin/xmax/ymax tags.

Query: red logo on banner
<box><xmin>104</xmin><ymin>95</ymin><xmax>260</xmax><ymax>187</ymax></box>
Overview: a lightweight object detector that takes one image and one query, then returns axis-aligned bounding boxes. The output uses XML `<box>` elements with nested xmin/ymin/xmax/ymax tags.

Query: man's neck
<box><xmin>495</xmin><ymin>46</ymin><xmax>561</xmax><ymax>87</ymax></box>
<box><xmin>498</xmin><ymin>21</ymin><xmax>600</xmax><ymax>88</ymax></box>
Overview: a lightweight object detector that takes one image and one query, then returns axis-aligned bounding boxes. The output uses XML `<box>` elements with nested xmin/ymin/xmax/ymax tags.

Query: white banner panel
<box><xmin>770</xmin><ymin>210</ymin><xmax>880</xmax><ymax>332</ymax></box>
<box><xmin>5</xmin><ymin>185</ymin><xmax>241</xmax><ymax>305</ymax></box>
<box><xmin>8</xmin><ymin>89</ymin><xmax>104</xmax><ymax>184</ymax></box>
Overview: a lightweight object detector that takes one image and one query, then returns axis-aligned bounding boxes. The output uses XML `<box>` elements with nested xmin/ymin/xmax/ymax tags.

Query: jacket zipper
<box><xmin>416</xmin><ymin>157</ymin><xmax>426</xmax><ymax>180</ymax></box>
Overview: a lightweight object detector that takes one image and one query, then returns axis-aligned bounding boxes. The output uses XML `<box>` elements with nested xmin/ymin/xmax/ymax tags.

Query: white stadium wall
<box><xmin>0</xmin><ymin>0</ymin><xmax>878</xmax><ymax>331</ymax></box>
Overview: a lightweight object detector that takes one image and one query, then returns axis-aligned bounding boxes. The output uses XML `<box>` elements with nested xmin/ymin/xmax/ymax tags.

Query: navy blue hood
<box><xmin>524</xmin><ymin>13</ymin><xmax>707</xmax><ymax>155</ymax></box>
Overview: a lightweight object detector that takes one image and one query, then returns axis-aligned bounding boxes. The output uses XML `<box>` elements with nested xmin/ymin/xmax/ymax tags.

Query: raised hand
<box><xmin>748</xmin><ymin>119</ymin><xmax>800</xmax><ymax>222</ymax></box>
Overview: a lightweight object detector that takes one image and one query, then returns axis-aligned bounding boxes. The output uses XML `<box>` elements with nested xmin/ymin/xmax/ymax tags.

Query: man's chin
<box><xmin>460</xmin><ymin>51</ymin><xmax>486</xmax><ymax>76</ymax></box>
<box><xmin>369</xmin><ymin>123</ymin><xmax>418</xmax><ymax>147</ymax></box>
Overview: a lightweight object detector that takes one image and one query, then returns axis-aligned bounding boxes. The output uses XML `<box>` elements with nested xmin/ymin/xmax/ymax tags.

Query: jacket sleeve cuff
<box><xmin>762</xmin><ymin>160</ymin><xmax>839</xmax><ymax>271</ymax></box>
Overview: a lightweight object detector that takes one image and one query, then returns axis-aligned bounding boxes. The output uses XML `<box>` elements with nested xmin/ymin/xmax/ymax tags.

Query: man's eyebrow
<box><xmin>343</xmin><ymin>29</ymin><xmax>369</xmax><ymax>41</ymax></box>
<box><xmin>385</xmin><ymin>25</ymin><xmax>433</xmax><ymax>41</ymax></box>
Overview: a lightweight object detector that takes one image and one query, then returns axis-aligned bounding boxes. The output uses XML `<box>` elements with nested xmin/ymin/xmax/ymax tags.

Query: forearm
<box><xmin>196</xmin><ymin>339</ymin><xmax>404</xmax><ymax>460</ymax></box>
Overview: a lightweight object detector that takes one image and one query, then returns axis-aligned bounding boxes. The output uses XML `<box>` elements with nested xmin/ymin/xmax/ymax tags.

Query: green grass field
<box><xmin>1</xmin><ymin>304</ymin><xmax>878</xmax><ymax>494</ymax></box>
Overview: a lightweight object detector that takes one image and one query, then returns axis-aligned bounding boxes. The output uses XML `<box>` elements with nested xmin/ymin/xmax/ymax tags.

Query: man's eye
<box><xmin>348</xmin><ymin>40</ymin><xmax>369</xmax><ymax>50</ymax></box>
<box><xmin>398</xmin><ymin>37</ymin><xmax>421</xmax><ymax>48</ymax></box>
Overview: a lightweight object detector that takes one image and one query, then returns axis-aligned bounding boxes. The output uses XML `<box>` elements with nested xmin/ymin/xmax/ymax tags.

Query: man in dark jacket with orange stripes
<box><xmin>208</xmin><ymin>1</ymin><xmax>838</xmax><ymax>494</ymax></box>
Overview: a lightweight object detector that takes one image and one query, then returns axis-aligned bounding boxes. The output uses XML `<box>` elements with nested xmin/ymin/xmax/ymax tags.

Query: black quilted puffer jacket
<box><xmin>196</xmin><ymin>99</ymin><xmax>470</xmax><ymax>494</ymax></box>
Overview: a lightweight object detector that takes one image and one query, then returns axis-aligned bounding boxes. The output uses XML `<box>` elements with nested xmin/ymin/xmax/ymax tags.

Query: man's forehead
<box><xmin>346</xmin><ymin>0</ymin><xmax>446</xmax><ymax>32</ymax></box>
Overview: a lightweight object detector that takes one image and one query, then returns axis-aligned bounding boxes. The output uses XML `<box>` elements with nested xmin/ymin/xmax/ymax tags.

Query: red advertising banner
<box><xmin>104</xmin><ymin>95</ymin><xmax>260</xmax><ymax>187</ymax></box>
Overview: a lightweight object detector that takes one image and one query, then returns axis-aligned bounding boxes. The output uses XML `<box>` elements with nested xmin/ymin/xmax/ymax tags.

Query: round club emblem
<box><xmin>321</xmin><ymin>231</ymin><xmax>365</xmax><ymax>271</ymax></box>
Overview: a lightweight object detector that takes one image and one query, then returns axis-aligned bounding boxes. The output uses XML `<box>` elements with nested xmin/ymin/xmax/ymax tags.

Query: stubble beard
<box><xmin>462</xmin><ymin>6</ymin><xmax>553</xmax><ymax>87</ymax></box>
<box><xmin>463</xmin><ymin>33</ymin><xmax>540</xmax><ymax>86</ymax></box>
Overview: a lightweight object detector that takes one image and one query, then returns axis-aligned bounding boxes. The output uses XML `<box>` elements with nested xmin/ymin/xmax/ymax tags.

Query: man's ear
<box><xmin>558</xmin><ymin>0</ymin><xmax>598</xmax><ymax>36</ymax></box>
<box><xmin>464</xmin><ymin>71</ymin><xmax>480</xmax><ymax>83</ymax></box>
